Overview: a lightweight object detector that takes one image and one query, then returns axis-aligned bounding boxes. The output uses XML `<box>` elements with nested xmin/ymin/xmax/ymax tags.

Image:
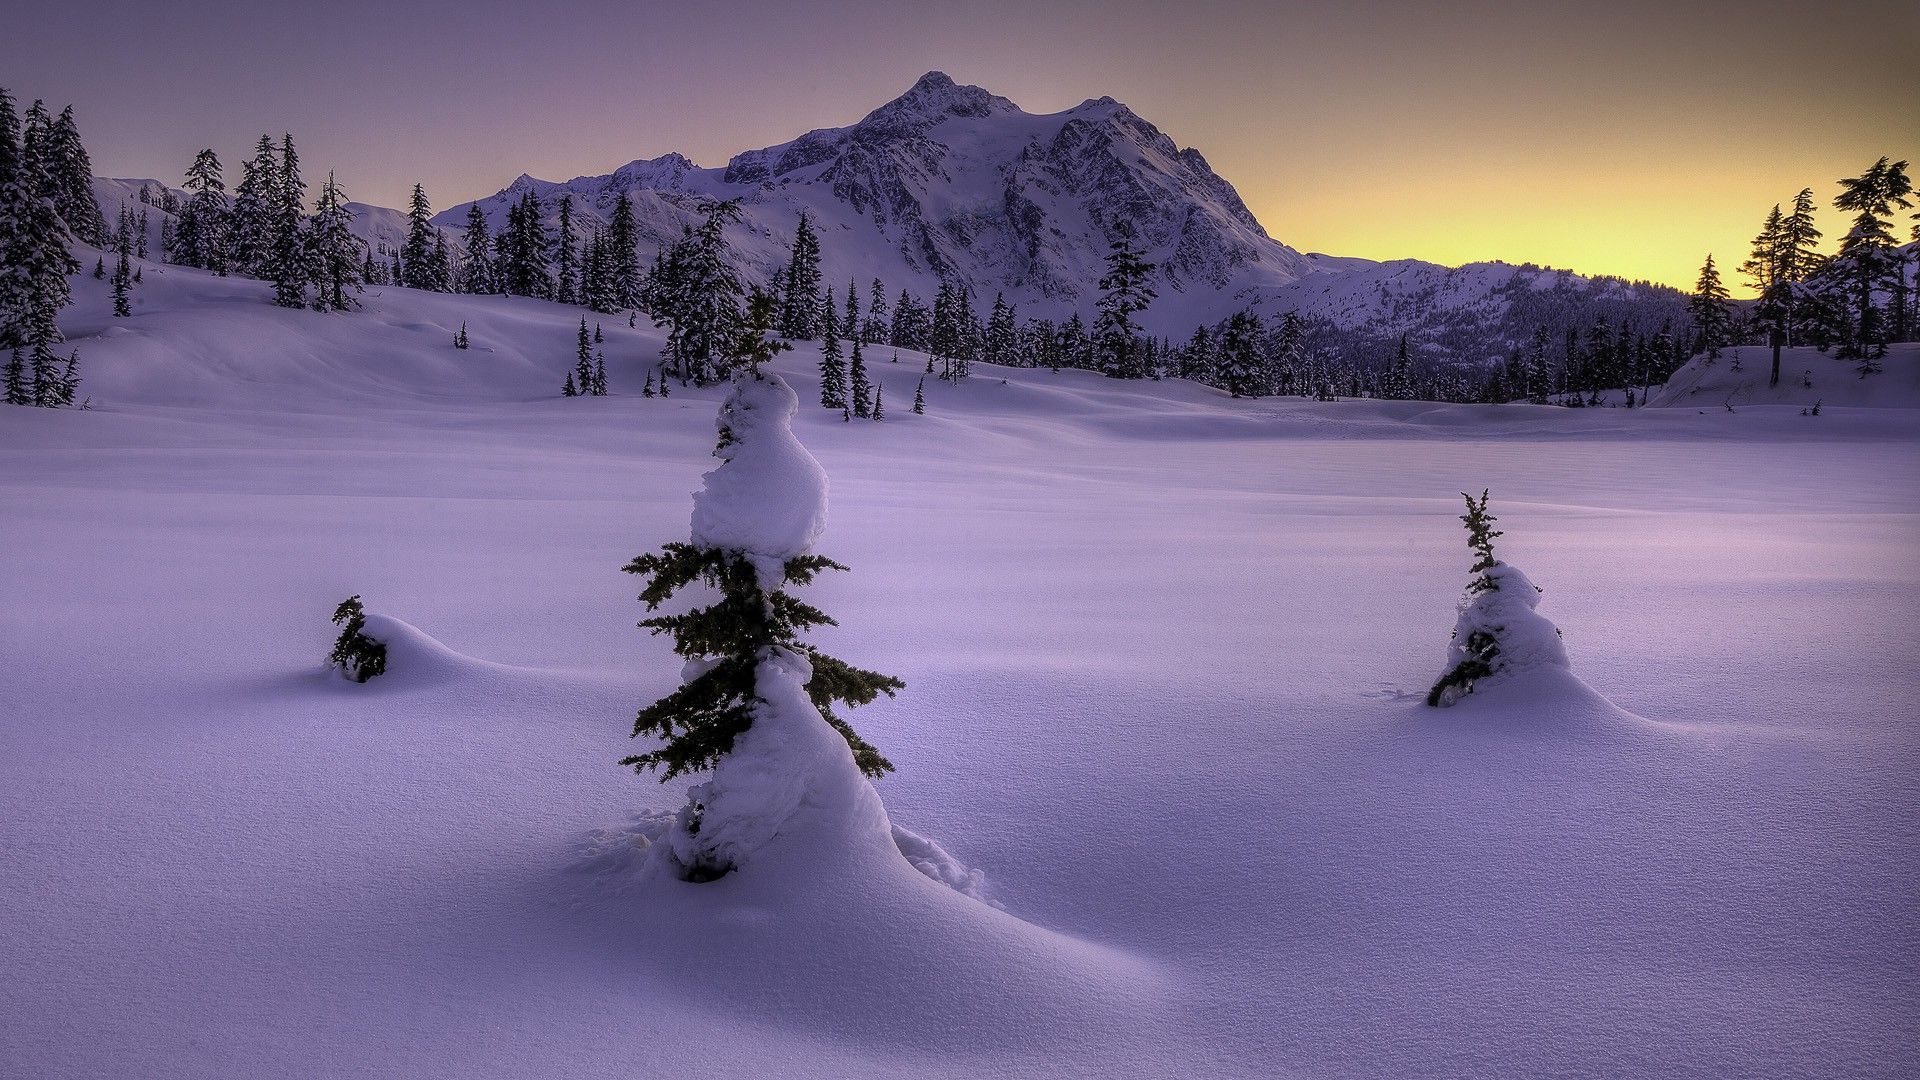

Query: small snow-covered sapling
<box><xmin>621</xmin><ymin>291</ymin><xmax>902</xmax><ymax>881</ymax></box>
<box><xmin>1427</xmin><ymin>491</ymin><xmax>1502</xmax><ymax>707</ymax></box>
<box><xmin>328</xmin><ymin>595</ymin><xmax>387</xmax><ymax>682</ymax></box>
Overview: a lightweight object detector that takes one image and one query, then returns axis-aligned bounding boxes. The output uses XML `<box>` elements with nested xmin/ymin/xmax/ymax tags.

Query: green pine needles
<box><xmin>1427</xmin><ymin>491</ymin><xmax>1501</xmax><ymax>707</ymax></box>
<box><xmin>621</xmin><ymin>544</ymin><xmax>902</xmax><ymax>780</ymax></box>
<box><xmin>328</xmin><ymin>595</ymin><xmax>387</xmax><ymax>683</ymax></box>
<box><xmin>1461</xmin><ymin>489</ymin><xmax>1503</xmax><ymax>595</ymax></box>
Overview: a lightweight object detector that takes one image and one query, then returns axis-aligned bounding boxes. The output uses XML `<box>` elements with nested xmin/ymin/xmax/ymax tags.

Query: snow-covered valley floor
<box><xmin>4</xmin><ymin>268</ymin><xmax>1918</xmax><ymax>1078</ymax></box>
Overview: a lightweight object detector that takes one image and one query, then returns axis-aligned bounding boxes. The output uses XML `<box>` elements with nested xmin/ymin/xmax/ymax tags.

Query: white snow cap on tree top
<box><xmin>690</xmin><ymin>371</ymin><xmax>827</xmax><ymax>561</ymax></box>
<box><xmin>1446</xmin><ymin>562</ymin><xmax>1569</xmax><ymax>680</ymax></box>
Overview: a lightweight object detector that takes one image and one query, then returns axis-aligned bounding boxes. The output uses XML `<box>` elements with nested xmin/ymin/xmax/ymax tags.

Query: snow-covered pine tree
<box><xmin>42</xmin><ymin>105</ymin><xmax>104</xmax><ymax>246</ymax></box>
<box><xmin>607</xmin><ymin>193</ymin><xmax>642</xmax><ymax>312</ymax></box>
<box><xmin>850</xmin><ymin>338</ymin><xmax>871</xmax><ymax>418</ymax></box>
<box><xmin>328</xmin><ymin>596</ymin><xmax>388</xmax><ymax>683</ymax></box>
<box><xmin>307</xmin><ymin>173</ymin><xmax>362</xmax><ymax>312</ymax></box>
<box><xmin>1094</xmin><ymin>224</ymin><xmax>1157</xmax><ymax>378</ymax></box>
<box><xmin>1217</xmin><ymin>309</ymin><xmax>1265</xmax><ymax>397</ymax></box>
<box><xmin>1820</xmin><ymin>157</ymin><xmax>1913</xmax><ymax>363</ymax></box>
<box><xmin>1688</xmin><ymin>254</ymin><xmax>1733</xmax><ymax>359</ymax></box>
<box><xmin>573</xmin><ymin>319</ymin><xmax>594</xmax><ymax>392</ymax></box>
<box><xmin>984</xmin><ymin>293</ymin><xmax>1018</xmax><ymax>368</ymax></box>
<box><xmin>3</xmin><ymin>349</ymin><xmax>26</xmax><ymax>405</ymax></box>
<box><xmin>228</xmin><ymin>135</ymin><xmax>280</xmax><ymax>275</ymax></box>
<box><xmin>863</xmin><ymin>279</ymin><xmax>889</xmax><ymax>344</ymax></box>
<box><xmin>818</xmin><ymin>304</ymin><xmax>848</xmax><ymax>410</ymax></box>
<box><xmin>652</xmin><ymin>200</ymin><xmax>747</xmax><ymax>385</ymax></box>
<box><xmin>460</xmin><ymin>204</ymin><xmax>494</xmax><ymax>294</ymax></box>
<box><xmin>622</xmin><ymin>289</ymin><xmax>899</xmax><ymax>881</ymax></box>
<box><xmin>401</xmin><ymin>184</ymin><xmax>443</xmax><ymax>291</ymax></box>
<box><xmin>553</xmin><ymin>194</ymin><xmax>579</xmax><ymax>305</ymax></box>
<box><xmin>454</xmin><ymin>323</ymin><xmax>468</xmax><ymax>349</ymax></box>
<box><xmin>642</xmin><ymin>371</ymin><xmax>655</xmax><ymax>398</ymax></box>
<box><xmin>593</xmin><ymin>353</ymin><xmax>609</xmax><ymax>396</ymax></box>
<box><xmin>111</xmin><ymin>249</ymin><xmax>131</xmax><ymax>317</ymax></box>
<box><xmin>1426</xmin><ymin>491</ymin><xmax>1568</xmax><ymax>707</ymax></box>
<box><xmin>265</xmin><ymin>134</ymin><xmax>308</xmax><ymax>308</ymax></box>
<box><xmin>174</xmin><ymin>148</ymin><xmax>229</xmax><ymax>273</ymax></box>
<box><xmin>0</xmin><ymin>90</ymin><xmax>78</xmax><ymax>354</ymax></box>
<box><xmin>912</xmin><ymin>377</ymin><xmax>925</xmax><ymax>414</ymax></box>
<box><xmin>779</xmin><ymin>212</ymin><xmax>822</xmax><ymax>339</ymax></box>
<box><xmin>563</xmin><ymin>371</ymin><xmax>578</xmax><ymax>397</ymax></box>
<box><xmin>871</xmin><ymin>382</ymin><xmax>883</xmax><ymax>421</ymax></box>
<box><xmin>844</xmin><ymin>277</ymin><xmax>860</xmax><ymax>342</ymax></box>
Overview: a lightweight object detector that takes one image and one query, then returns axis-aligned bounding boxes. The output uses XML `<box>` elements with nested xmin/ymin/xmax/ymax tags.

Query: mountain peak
<box><xmin>854</xmin><ymin>71</ymin><xmax>1017</xmax><ymax>138</ymax></box>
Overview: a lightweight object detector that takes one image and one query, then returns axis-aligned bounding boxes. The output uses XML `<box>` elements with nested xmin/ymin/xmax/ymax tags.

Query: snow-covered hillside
<box><xmin>4</xmin><ymin>262</ymin><xmax>1917</xmax><ymax>1079</ymax></box>
<box><xmin>1648</xmin><ymin>342</ymin><xmax>1920</xmax><ymax>409</ymax></box>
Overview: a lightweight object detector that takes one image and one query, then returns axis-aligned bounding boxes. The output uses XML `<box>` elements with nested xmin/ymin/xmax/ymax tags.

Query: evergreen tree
<box><xmin>554</xmin><ymin>193</ymin><xmax>578</xmax><ymax>305</ymax></box>
<box><xmin>500</xmin><ymin>189</ymin><xmax>553</xmax><ymax>298</ymax></box>
<box><xmin>1426</xmin><ymin>491</ymin><xmax>1568</xmax><ymax>707</ymax></box>
<box><xmin>863</xmin><ymin>279</ymin><xmax>889</xmax><ymax>344</ymax></box>
<box><xmin>871</xmin><ymin>382</ymin><xmax>884</xmax><ymax>421</ymax></box>
<box><xmin>111</xmin><ymin>248</ymin><xmax>131</xmax><ymax>317</ymax></box>
<box><xmin>1271</xmin><ymin>313</ymin><xmax>1304</xmax><ymax>395</ymax></box>
<box><xmin>307</xmin><ymin>173</ymin><xmax>363</xmax><ymax>312</ymax></box>
<box><xmin>1094</xmin><ymin>224</ymin><xmax>1157</xmax><ymax>378</ymax></box>
<box><xmin>593</xmin><ymin>353</ymin><xmax>608</xmax><ymax>396</ymax></box>
<box><xmin>619</xmin><ymin>292</ymin><xmax>896</xmax><ymax>881</ymax></box>
<box><xmin>574</xmin><ymin>318</ymin><xmax>595</xmax><ymax>392</ymax></box>
<box><xmin>563</xmin><ymin>370</ymin><xmax>578</xmax><ymax>396</ymax></box>
<box><xmin>642</xmin><ymin>371</ymin><xmax>655</xmax><ymax>398</ymax></box>
<box><xmin>651</xmin><ymin>200</ymin><xmax>747</xmax><ymax>385</ymax></box>
<box><xmin>1688</xmin><ymin>254</ymin><xmax>1733</xmax><ymax>358</ymax></box>
<box><xmin>983</xmin><ymin>293</ymin><xmax>1018</xmax><ymax>368</ymax></box>
<box><xmin>1216</xmin><ymin>309</ymin><xmax>1265</xmax><ymax>397</ymax></box>
<box><xmin>401</xmin><ymin>183</ymin><xmax>449</xmax><ymax>291</ymax></box>
<box><xmin>889</xmin><ymin>289</ymin><xmax>929</xmax><ymax>351</ymax></box>
<box><xmin>1742</xmin><ymin>204</ymin><xmax>1791</xmax><ymax>386</ymax></box>
<box><xmin>1821</xmin><ymin>157</ymin><xmax>1913</xmax><ymax>362</ymax></box>
<box><xmin>0</xmin><ymin>90</ymin><xmax>78</xmax><ymax>353</ymax></box>
<box><xmin>817</xmin><ymin>300</ymin><xmax>848</xmax><ymax>410</ymax></box>
<box><xmin>228</xmin><ymin>135</ymin><xmax>281</xmax><ymax>275</ymax></box>
<box><xmin>3</xmin><ymin>349</ymin><xmax>25</xmax><ymax>405</ymax></box>
<box><xmin>912</xmin><ymin>377</ymin><xmax>925</xmax><ymax>414</ymax></box>
<box><xmin>779</xmin><ymin>212</ymin><xmax>822</xmax><ymax>338</ymax></box>
<box><xmin>265</xmin><ymin>134</ymin><xmax>308</xmax><ymax>308</ymax></box>
<box><xmin>850</xmin><ymin>338</ymin><xmax>872</xmax><ymax>417</ymax></box>
<box><xmin>454</xmin><ymin>323</ymin><xmax>468</xmax><ymax>349</ymax></box>
<box><xmin>44</xmin><ymin>105</ymin><xmax>104</xmax><ymax>245</ymax></box>
<box><xmin>174</xmin><ymin>149</ymin><xmax>229</xmax><ymax>273</ymax></box>
<box><xmin>607</xmin><ymin>193</ymin><xmax>642</xmax><ymax>311</ymax></box>
<box><xmin>328</xmin><ymin>596</ymin><xmax>388</xmax><ymax>683</ymax></box>
<box><xmin>460</xmin><ymin>204</ymin><xmax>494</xmax><ymax>294</ymax></box>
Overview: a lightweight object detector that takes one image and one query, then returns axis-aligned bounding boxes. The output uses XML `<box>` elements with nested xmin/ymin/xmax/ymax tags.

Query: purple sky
<box><xmin>4</xmin><ymin>0</ymin><xmax>1915</xmax><ymax>288</ymax></box>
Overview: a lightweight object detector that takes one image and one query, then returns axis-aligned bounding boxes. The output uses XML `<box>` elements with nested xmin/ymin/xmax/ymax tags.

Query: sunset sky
<box><xmin>5</xmin><ymin>0</ymin><xmax>1914</xmax><ymax>292</ymax></box>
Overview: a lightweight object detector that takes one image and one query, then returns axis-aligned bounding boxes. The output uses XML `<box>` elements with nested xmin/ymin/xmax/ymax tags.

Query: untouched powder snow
<box><xmin>3</xmin><ymin>260</ymin><xmax>1918</xmax><ymax>1079</ymax></box>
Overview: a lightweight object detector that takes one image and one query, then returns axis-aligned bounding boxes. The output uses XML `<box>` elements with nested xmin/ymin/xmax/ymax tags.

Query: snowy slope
<box><xmin>4</xmin><ymin>261</ymin><xmax>1918</xmax><ymax>1079</ymax></box>
<box><xmin>1647</xmin><ymin>342</ymin><xmax>1920</xmax><ymax>409</ymax></box>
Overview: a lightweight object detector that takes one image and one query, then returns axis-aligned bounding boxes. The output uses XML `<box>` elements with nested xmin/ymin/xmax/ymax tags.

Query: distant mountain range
<box><xmin>97</xmin><ymin>72</ymin><xmax>1694</xmax><ymax>364</ymax></box>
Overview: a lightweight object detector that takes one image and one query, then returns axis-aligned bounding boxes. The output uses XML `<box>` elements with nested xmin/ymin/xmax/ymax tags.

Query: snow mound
<box><xmin>651</xmin><ymin>648</ymin><xmax>898</xmax><ymax>882</ymax></box>
<box><xmin>573</xmin><ymin>812</ymin><xmax>995</xmax><ymax>904</ymax></box>
<box><xmin>335</xmin><ymin>612</ymin><xmax>499</xmax><ymax>688</ymax></box>
<box><xmin>1443</xmin><ymin>563</ymin><xmax>1570</xmax><ymax>685</ymax></box>
<box><xmin>690</xmin><ymin>371</ymin><xmax>827</xmax><ymax>564</ymax></box>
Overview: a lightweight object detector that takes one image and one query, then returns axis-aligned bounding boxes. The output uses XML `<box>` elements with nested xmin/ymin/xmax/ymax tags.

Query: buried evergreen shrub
<box><xmin>1426</xmin><ymin>491</ymin><xmax>1568</xmax><ymax>707</ymax></box>
<box><xmin>328</xmin><ymin>595</ymin><xmax>387</xmax><ymax>682</ymax></box>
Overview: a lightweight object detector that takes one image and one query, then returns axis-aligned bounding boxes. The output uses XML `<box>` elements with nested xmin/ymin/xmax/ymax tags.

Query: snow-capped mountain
<box><xmin>436</xmin><ymin>72</ymin><xmax>1323</xmax><ymax>334</ymax></box>
<box><xmin>94</xmin><ymin>73</ymin><xmax>1692</xmax><ymax>354</ymax></box>
<box><xmin>436</xmin><ymin>72</ymin><xmax>1690</xmax><ymax>348</ymax></box>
